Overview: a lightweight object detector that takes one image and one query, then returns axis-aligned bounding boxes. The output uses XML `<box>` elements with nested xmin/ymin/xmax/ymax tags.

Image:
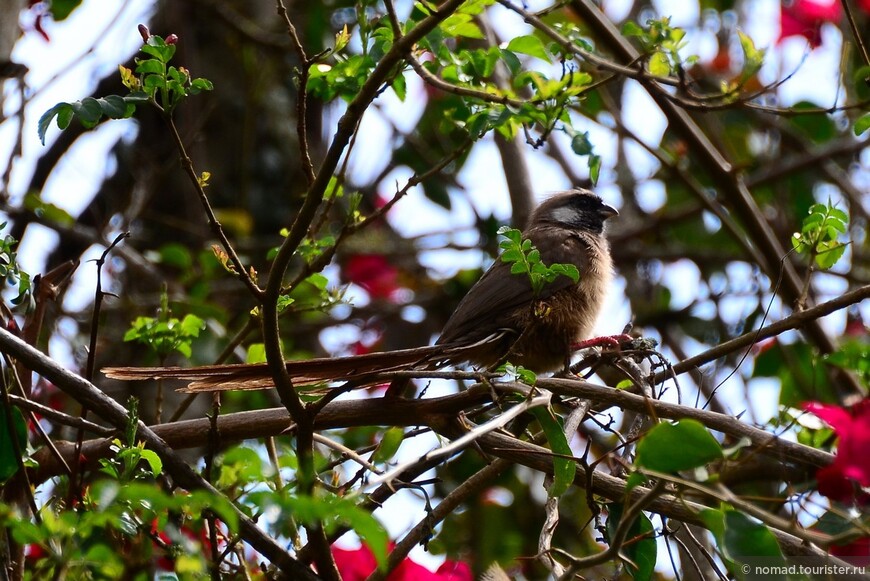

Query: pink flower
<box><xmin>331</xmin><ymin>544</ymin><xmax>472</xmax><ymax>581</ymax></box>
<box><xmin>779</xmin><ymin>0</ymin><xmax>841</xmax><ymax>47</ymax></box>
<box><xmin>803</xmin><ymin>399</ymin><xmax>870</xmax><ymax>502</ymax></box>
<box><xmin>343</xmin><ymin>254</ymin><xmax>403</xmax><ymax>302</ymax></box>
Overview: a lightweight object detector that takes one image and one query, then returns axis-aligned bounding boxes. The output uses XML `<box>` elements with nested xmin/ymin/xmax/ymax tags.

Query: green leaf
<box><xmin>179</xmin><ymin>314</ymin><xmax>205</xmax><ymax>336</ymax></box>
<box><xmin>496</xmin><ymin>225</ymin><xmax>520</xmax><ymax>243</ymax></box>
<box><xmin>737</xmin><ymin>30</ymin><xmax>764</xmax><ymax>79</ymax></box>
<box><xmin>570</xmin><ymin>132</ymin><xmax>593</xmax><ymax>155</ymax></box>
<box><xmin>441</xmin><ymin>14</ymin><xmax>484</xmax><ymax>39</ymax></box>
<box><xmin>156</xmin><ymin>243</ymin><xmax>193</xmax><ymax>270</ymax></box>
<box><xmin>788</xmin><ymin>101</ymin><xmax>837</xmax><ymax>143</ymax></box>
<box><xmin>392</xmin><ymin>73</ymin><xmax>407</xmax><ymax>101</ymax></box>
<box><xmin>499</xmin><ymin>48</ymin><xmax>522</xmax><ymax>75</ymax></box>
<box><xmin>283</xmin><ymin>495</ymin><xmax>389</xmax><ymax>566</ymax></box>
<box><xmin>135</xmin><ymin>58</ymin><xmax>165</xmax><ymax>75</ymax></box>
<box><xmin>648</xmin><ymin>51</ymin><xmax>670</xmax><ymax>76</ymax></box>
<box><xmin>853</xmin><ymin>112</ymin><xmax>870</xmax><ymax>135</ymax></box>
<box><xmin>635</xmin><ymin>420</ymin><xmax>723</xmax><ymax>473</ymax></box>
<box><xmin>588</xmin><ymin>155</ymin><xmax>602</xmax><ymax>185</ymax></box>
<box><xmin>49</xmin><ymin>0</ymin><xmax>82</xmax><ymax>20</ymax></box>
<box><xmin>506</xmin><ymin>35</ymin><xmax>552</xmax><ymax>63</ymax></box>
<box><xmin>622</xmin><ymin>21</ymin><xmax>645</xmax><ymax>37</ymax></box>
<box><xmin>137</xmin><ymin>449</ymin><xmax>163</xmax><ymax>476</ymax></box>
<box><xmin>23</xmin><ymin>192</ymin><xmax>76</xmax><ymax>227</ymax></box>
<box><xmin>606</xmin><ymin>504</ymin><xmax>656</xmax><ymax>581</ymax></box>
<box><xmin>722</xmin><ymin>509</ymin><xmax>786</xmax><ymax>575</ymax></box>
<box><xmin>824</xmin><ymin>340</ymin><xmax>870</xmax><ymax>387</ymax></box>
<box><xmin>530</xmin><ymin>407</ymin><xmax>575</xmax><ymax>497</ymax></box>
<box><xmin>550</xmin><ymin>263</ymin><xmax>579</xmax><ymax>283</ymax></box>
<box><xmin>37</xmin><ymin>103</ymin><xmax>73</xmax><ymax>144</ymax></box>
<box><xmin>814</xmin><ymin>241</ymin><xmax>846</xmax><ymax>269</ymax></box>
<box><xmin>71</xmin><ymin>97</ymin><xmax>104</xmax><ymax>126</ymax></box>
<box><xmin>0</xmin><ymin>403</ymin><xmax>27</xmax><ymax>482</ymax></box>
<box><xmin>190</xmin><ymin>78</ymin><xmax>214</xmax><ymax>93</ymax></box>
<box><xmin>97</xmin><ymin>95</ymin><xmax>136</xmax><ymax>119</ymax></box>
<box><xmin>141</xmin><ymin>37</ymin><xmax>176</xmax><ymax>63</ymax></box>
<box><xmin>372</xmin><ymin>427</ymin><xmax>405</xmax><ymax>464</ymax></box>
<box><xmin>305</xmin><ymin>273</ymin><xmax>329</xmax><ymax>291</ymax></box>
<box><xmin>217</xmin><ymin>445</ymin><xmax>265</xmax><ymax>488</ymax></box>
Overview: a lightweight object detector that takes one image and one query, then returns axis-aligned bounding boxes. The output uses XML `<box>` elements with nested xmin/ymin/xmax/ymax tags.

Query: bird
<box><xmin>104</xmin><ymin>189</ymin><xmax>618</xmax><ymax>392</ymax></box>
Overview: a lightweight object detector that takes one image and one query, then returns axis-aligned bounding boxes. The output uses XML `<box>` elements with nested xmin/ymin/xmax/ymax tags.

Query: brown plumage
<box><xmin>103</xmin><ymin>189</ymin><xmax>617</xmax><ymax>392</ymax></box>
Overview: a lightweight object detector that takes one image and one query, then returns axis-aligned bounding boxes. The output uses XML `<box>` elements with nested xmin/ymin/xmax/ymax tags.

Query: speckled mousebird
<box><xmin>104</xmin><ymin>189</ymin><xmax>618</xmax><ymax>392</ymax></box>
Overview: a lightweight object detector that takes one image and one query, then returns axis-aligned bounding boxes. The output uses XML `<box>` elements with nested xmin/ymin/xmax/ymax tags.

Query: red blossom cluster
<box><xmin>803</xmin><ymin>399</ymin><xmax>870</xmax><ymax>558</ymax></box>
<box><xmin>343</xmin><ymin>254</ymin><xmax>404</xmax><ymax>303</ymax></box>
<box><xmin>331</xmin><ymin>544</ymin><xmax>472</xmax><ymax>581</ymax></box>
<box><xmin>780</xmin><ymin>0</ymin><xmax>870</xmax><ymax>47</ymax></box>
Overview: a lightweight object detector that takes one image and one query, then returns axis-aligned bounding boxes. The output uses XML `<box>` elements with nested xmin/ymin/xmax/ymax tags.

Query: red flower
<box><xmin>831</xmin><ymin>536</ymin><xmax>870</xmax><ymax>561</ymax></box>
<box><xmin>803</xmin><ymin>400</ymin><xmax>870</xmax><ymax>502</ymax></box>
<box><xmin>343</xmin><ymin>254</ymin><xmax>403</xmax><ymax>302</ymax></box>
<box><xmin>331</xmin><ymin>544</ymin><xmax>472</xmax><ymax>581</ymax></box>
<box><xmin>779</xmin><ymin>0</ymin><xmax>841</xmax><ymax>47</ymax></box>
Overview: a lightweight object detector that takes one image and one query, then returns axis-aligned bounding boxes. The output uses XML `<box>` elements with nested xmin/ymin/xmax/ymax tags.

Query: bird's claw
<box><xmin>571</xmin><ymin>333</ymin><xmax>636</xmax><ymax>352</ymax></box>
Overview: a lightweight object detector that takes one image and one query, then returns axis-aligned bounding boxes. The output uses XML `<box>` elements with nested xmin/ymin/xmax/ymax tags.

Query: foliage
<box><xmin>0</xmin><ymin>401</ymin><xmax>236</xmax><ymax>579</ymax></box>
<box><xmin>0</xmin><ymin>223</ymin><xmax>32</xmax><ymax>309</ymax></box>
<box><xmin>3</xmin><ymin>0</ymin><xmax>870</xmax><ymax>579</ymax></box>
<box><xmin>38</xmin><ymin>34</ymin><xmax>212</xmax><ymax>144</ymax></box>
<box><xmin>123</xmin><ymin>291</ymin><xmax>205</xmax><ymax>359</ymax></box>
<box><xmin>791</xmin><ymin>201</ymin><xmax>850</xmax><ymax>269</ymax></box>
<box><xmin>497</xmin><ymin>226</ymin><xmax>580</xmax><ymax>296</ymax></box>
<box><xmin>0</xmin><ymin>401</ymin><xmax>27</xmax><ymax>483</ymax></box>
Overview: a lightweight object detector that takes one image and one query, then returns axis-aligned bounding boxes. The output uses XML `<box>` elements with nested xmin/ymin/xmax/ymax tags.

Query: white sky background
<box><xmin>1</xmin><ymin>0</ymin><xmax>864</xmax><ymax>573</ymax></box>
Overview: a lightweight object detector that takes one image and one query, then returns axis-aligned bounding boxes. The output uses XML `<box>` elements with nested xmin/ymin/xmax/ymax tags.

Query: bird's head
<box><xmin>531</xmin><ymin>189</ymin><xmax>618</xmax><ymax>234</ymax></box>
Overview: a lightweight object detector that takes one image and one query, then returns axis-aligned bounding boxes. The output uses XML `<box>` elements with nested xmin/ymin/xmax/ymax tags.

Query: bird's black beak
<box><xmin>600</xmin><ymin>203</ymin><xmax>619</xmax><ymax>219</ymax></box>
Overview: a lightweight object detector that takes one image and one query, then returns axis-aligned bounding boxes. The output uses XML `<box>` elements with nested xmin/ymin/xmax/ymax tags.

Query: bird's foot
<box><xmin>571</xmin><ymin>333</ymin><xmax>635</xmax><ymax>352</ymax></box>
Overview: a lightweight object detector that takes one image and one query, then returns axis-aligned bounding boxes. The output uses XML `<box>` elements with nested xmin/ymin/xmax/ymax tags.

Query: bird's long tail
<box><xmin>103</xmin><ymin>344</ymin><xmax>451</xmax><ymax>393</ymax></box>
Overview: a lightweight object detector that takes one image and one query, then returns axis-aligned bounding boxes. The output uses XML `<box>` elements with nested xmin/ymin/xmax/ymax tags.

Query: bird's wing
<box><xmin>437</xmin><ymin>229</ymin><xmax>592</xmax><ymax>346</ymax></box>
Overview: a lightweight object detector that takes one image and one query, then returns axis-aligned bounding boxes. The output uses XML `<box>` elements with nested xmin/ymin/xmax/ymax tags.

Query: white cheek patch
<box><xmin>548</xmin><ymin>206</ymin><xmax>579</xmax><ymax>225</ymax></box>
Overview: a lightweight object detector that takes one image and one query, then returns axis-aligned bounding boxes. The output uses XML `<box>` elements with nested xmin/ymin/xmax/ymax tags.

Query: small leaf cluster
<box><xmin>125</xmin><ymin>35</ymin><xmax>213</xmax><ymax>114</ymax></box>
<box><xmin>213</xmin><ymin>443</ymin><xmax>389</xmax><ymax>569</ymax></box>
<box><xmin>734</xmin><ymin>31</ymin><xmax>765</xmax><ymax>86</ymax></box>
<box><xmin>499</xmin><ymin>363</ymin><xmax>537</xmax><ymax>386</ymax></box>
<box><xmin>623</xmin><ymin>17</ymin><xmax>696</xmax><ymax>77</ymax></box>
<box><xmin>306</xmin><ymin>19</ymin><xmax>393</xmax><ymax>102</ymax></box>
<box><xmin>0</xmin><ymin>223</ymin><xmax>32</xmax><ymax>309</ymax></box>
<box><xmin>824</xmin><ymin>340</ymin><xmax>870</xmax><ymax>388</ymax></box>
<box><xmin>98</xmin><ymin>399</ymin><xmax>162</xmax><ymax>482</ymax></box>
<box><xmin>123</xmin><ymin>291</ymin><xmax>205</xmax><ymax>358</ymax></box>
<box><xmin>497</xmin><ymin>226</ymin><xmax>579</xmax><ymax>296</ymax></box>
<box><xmin>38</xmin><ymin>34</ymin><xmax>212</xmax><ymax>144</ymax></box>
<box><xmin>37</xmin><ymin>94</ymin><xmax>141</xmax><ymax>145</ymax></box>
<box><xmin>567</xmin><ymin>129</ymin><xmax>602</xmax><ymax>184</ymax></box>
<box><xmin>791</xmin><ymin>201</ymin><xmax>849</xmax><ymax>269</ymax></box>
